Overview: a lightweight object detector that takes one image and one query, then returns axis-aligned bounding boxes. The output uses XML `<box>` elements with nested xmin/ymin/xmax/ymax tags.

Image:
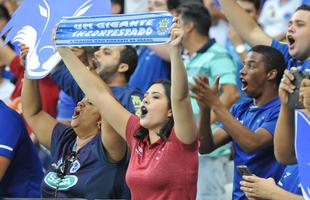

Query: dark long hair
<box><xmin>134</xmin><ymin>80</ymin><xmax>174</xmax><ymax>141</ymax></box>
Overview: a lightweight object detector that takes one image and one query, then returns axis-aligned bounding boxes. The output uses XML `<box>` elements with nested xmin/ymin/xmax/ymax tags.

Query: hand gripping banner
<box><xmin>295</xmin><ymin>110</ymin><xmax>310</xmax><ymax>200</ymax></box>
<box><xmin>55</xmin><ymin>12</ymin><xmax>174</xmax><ymax>46</ymax></box>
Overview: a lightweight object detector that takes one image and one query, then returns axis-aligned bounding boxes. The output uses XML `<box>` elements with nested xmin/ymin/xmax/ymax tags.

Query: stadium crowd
<box><xmin>0</xmin><ymin>0</ymin><xmax>309</xmax><ymax>199</ymax></box>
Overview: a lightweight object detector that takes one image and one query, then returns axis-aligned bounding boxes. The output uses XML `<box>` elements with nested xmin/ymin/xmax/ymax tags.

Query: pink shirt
<box><xmin>126</xmin><ymin>115</ymin><xmax>198</xmax><ymax>200</ymax></box>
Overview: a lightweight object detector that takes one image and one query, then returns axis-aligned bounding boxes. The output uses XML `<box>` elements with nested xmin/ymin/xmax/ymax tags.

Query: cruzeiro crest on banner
<box><xmin>157</xmin><ymin>18</ymin><xmax>170</xmax><ymax>36</ymax></box>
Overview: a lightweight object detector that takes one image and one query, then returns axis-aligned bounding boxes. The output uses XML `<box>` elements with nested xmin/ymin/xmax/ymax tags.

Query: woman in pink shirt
<box><xmin>57</xmin><ymin>19</ymin><xmax>199</xmax><ymax>200</ymax></box>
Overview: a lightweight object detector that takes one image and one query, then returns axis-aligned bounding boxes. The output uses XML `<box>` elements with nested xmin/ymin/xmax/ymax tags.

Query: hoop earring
<box><xmin>97</xmin><ymin>121</ymin><xmax>102</xmax><ymax>130</ymax></box>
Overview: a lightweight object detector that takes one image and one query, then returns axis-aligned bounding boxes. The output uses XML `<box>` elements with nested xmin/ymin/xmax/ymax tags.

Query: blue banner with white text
<box><xmin>295</xmin><ymin>110</ymin><xmax>310</xmax><ymax>200</ymax></box>
<box><xmin>55</xmin><ymin>12</ymin><xmax>173</xmax><ymax>46</ymax></box>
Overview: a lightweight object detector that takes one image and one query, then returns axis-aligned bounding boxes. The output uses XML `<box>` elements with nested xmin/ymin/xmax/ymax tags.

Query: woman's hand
<box><xmin>52</xmin><ymin>23</ymin><xmax>60</xmax><ymax>44</ymax></box>
<box><xmin>240</xmin><ymin>175</ymin><xmax>277</xmax><ymax>199</ymax></box>
<box><xmin>19</xmin><ymin>44</ymin><xmax>29</xmax><ymax>67</ymax></box>
<box><xmin>169</xmin><ymin>17</ymin><xmax>183</xmax><ymax>48</ymax></box>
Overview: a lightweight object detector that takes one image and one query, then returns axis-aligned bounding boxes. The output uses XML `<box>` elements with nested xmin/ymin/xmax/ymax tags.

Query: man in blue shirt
<box><xmin>215</xmin><ymin>2</ymin><xmax>309</xmax><ymax>197</ymax></box>
<box><xmin>191</xmin><ymin>45</ymin><xmax>286</xmax><ymax>200</ymax></box>
<box><xmin>217</xmin><ymin>1</ymin><xmax>309</xmax><ymax>71</ymax></box>
<box><xmin>0</xmin><ymin>100</ymin><xmax>43</xmax><ymax>197</ymax></box>
<box><xmin>51</xmin><ymin>45</ymin><xmax>143</xmax><ymax>116</ymax></box>
<box><xmin>272</xmin><ymin>6</ymin><xmax>310</xmax><ymax>173</ymax></box>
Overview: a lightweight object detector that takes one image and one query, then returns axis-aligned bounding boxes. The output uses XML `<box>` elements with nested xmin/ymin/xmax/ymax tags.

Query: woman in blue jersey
<box><xmin>21</xmin><ymin>51</ymin><xmax>130</xmax><ymax>199</ymax></box>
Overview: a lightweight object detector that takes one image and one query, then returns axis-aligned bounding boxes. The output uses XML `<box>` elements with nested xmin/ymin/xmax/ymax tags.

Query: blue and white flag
<box><xmin>55</xmin><ymin>12</ymin><xmax>173</xmax><ymax>46</ymax></box>
<box><xmin>1</xmin><ymin>0</ymin><xmax>110</xmax><ymax>79</ymax></box>
<box><xmin>295</xmin><ymin>110</ymin><xmax>310</xmax><ymax>200</ymax></box>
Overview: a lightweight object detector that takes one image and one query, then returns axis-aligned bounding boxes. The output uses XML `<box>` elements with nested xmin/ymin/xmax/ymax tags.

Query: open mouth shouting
<box><xmin>140</xmin><ymin>105</ymin><xmax>148</xmax><ymax>119</ymax></box>
<box><xmin>72</xmin><ymin>107</ymin><xmax>81</xmax><ymax>119</ymax></box>
<box><xmin>91</xmin><ymin>58</ymin><xmax>100</xmax><ymax>71</ymax></box>
<box><xmin>287</xmin><ymin>35</ymin><xmax>296</xmax><ymax>49</ymax></box>
<box><xmin>240</xmin><ymin>78</ymin><xmax>248</xmax><ymax>91</ymax></box>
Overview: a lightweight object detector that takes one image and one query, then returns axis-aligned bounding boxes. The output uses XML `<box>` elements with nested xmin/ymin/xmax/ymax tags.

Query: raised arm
<box><xmin>20</xmin><ymin>45</ymin><xmax>57</xmax><ymax>149</ymax></box>
<box><xmin>218</xmin><ymin>0</ymin><xmax>272</xmax><ymax>47</ymax></box>
<box><xmin>56</xmin><ymin>47</ymin><xmax>131</xmax><ymax>141</ymax></box>
<box><xmin>21</xmin><ymin>77</ymin><xmax>57</xmax><ymax>149</ymax></box>
<box><xmin>50</xmin><ymin>46</ymin><xmax>92</xmax><ymax>103</ymax></box>
<box><xmin>274</xmin><ymin>70</ymin><xmax>297</xmax><ymax>164</ymax></box>
<box><xmin>169</xmin><ymin>20</ymin><xmax>197</xmax><ymax>144</ymax></box>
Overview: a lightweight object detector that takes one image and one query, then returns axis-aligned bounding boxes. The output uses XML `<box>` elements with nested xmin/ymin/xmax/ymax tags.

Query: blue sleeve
<box><xmin>260</xmin><ymin>108</ymin><xmax>280</xmax><ymax>136</ymax></box>
<box><xmin>271</xmin><ymin>39</ymin><xmax>291</xmax><ymax>68</ymax></box>
<box><xmin>0</xmin><ymin>109</ymin><xmax>23</xmax><ymax>159</ymax></box>
<box><xmin>50</xmin><ymin>65</ymin><xmax>85</xmax><ymax>103</ymax></box>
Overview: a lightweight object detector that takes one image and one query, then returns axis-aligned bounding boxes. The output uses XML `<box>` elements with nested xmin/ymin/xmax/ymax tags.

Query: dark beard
<box><xmin>98</xmin><ymin>64</ymin><xmax>119</xmax><ymax>84</ymax></box>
